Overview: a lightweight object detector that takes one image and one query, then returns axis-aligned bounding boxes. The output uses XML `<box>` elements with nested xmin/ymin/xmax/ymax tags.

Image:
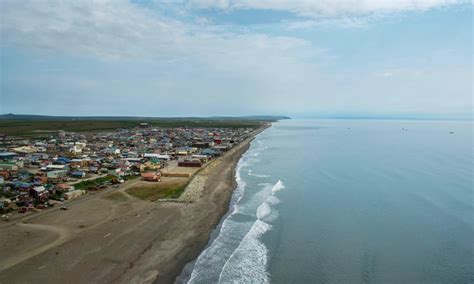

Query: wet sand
<box><xmin>0</xmin><ymin>127</ymin><xmax>265</xmax><ymax>283</ymax></box>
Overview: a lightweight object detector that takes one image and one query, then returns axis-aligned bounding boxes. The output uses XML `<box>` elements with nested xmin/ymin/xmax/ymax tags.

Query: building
<box><xmin>141</xmin><ymin>172</ymin><xmax>161</xmax><ymax>182</ymax></box>
<box><xmin>0</xmin><ymin>152</ymin><xmax>17</xmax><ymax>162</ymax></box>
<box><xmin>144</xmin><ymin>153</ymin><xmax>170</xmax><ymax>161</ymax></box>
<box><xmin>0</xmin><ymin>162</ymin><xmax>18</xmax><ymax>171</ymax></box>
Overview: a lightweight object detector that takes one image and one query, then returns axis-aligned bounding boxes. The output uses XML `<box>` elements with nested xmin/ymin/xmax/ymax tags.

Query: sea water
<box><xmin>182</xmin><ymin>119</ymin><xmax>474</xmax><ymax>283</ymax></box>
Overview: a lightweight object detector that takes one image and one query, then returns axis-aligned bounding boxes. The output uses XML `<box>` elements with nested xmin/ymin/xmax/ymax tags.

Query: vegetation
<box><xmin>0</xmin><ymin>118</ymin><xmax>265</xmax><ymax>136</ymax></box>
<box><xmin>123</xmin><ymin>174</ymin><xmax>140</xmax><ymax>181</ymax></box>
<box><xmin>125</xmin><ymin>179</ymin><xmax>189</xmax><ymax>201</ymax></box>
<box><xmin>73</xmin><ymin>175</ymin><xmax>115</xmax><ymax>191</ymax></box>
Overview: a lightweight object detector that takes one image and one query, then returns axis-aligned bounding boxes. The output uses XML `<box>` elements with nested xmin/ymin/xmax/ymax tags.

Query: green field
<box><xmin>73</xmin><ymin>175</ymin><xmax>116</xmax><ymax>191</ymax></box>
<box><xmin>125</xmin><ymin>180</ymin><xmax>189</xmax><ymax>201</ymax></box>
<box><xmin>0</xmin><ymin>119</ymin><xmax>265</xmax><ymax>136</ymax></box>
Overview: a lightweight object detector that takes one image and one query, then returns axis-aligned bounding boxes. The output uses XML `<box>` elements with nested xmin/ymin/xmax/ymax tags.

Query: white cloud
<box><xmin>1</xmin><ymin>0</ymin><xmax>471</xmax><ymax>117</ymax></box>
<box><xmin>0</xmin><ymin>0</ymin><xmax>315</xmax><ymax>63</ymax></box>
<box><xmin>0</xmin><ymin>0</ymin><xmax>324</xmax><ymax>115</ymax></box>
<box><xmin>188</xmin><ymin>0</ymin><xmax>467</xmax><ymax>17</ymax></box>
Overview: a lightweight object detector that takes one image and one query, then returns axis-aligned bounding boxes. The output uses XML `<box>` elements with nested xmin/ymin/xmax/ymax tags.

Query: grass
<box><xmin>0</xmin><ymin>119</ymin><xmax>264</xmax><ymax>136</ymax></box>
<box><xmin>125</xmin><ymin>179</ymin><xmax>189</xmax><ymax>201</ymax></box>
<box><xmin>123</xmin><ymin>174</ymin><xmax>140</xmax><ymax>181</ymax></box>
<box><xmin>73</xmin><ymin>175</ymin><xmax>115</xmax><ymax>191</ymax></box>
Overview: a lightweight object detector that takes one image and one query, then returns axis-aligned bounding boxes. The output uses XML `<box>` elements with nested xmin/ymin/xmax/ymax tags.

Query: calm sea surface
<box><xmin>182</xmin><ymin>119</ymin><xmax>474</xmax><ymax>283</ymax></box>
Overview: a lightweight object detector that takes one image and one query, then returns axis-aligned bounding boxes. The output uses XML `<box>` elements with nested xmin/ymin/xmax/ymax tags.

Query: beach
<box><xmin>0</xmin><ymin>127</ymin><xmax>265</xmax><ymax>283</ymax></box>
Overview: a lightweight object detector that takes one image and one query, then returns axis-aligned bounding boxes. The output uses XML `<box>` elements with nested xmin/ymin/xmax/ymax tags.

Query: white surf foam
<box><xmin>256</xmin><ymin>201</ymin><xmax>272</xmax><ymax>220</ymax></box>
<box><xmin>188</xmin><ymin>139</ymin><xmax>275</xmax><ymax>284</ymax></box>
<box><xmin>271</xmin><ymin>180</ymin><xmax>285</xmax><ymax>194</ymax></box>
<box><xmin>217</xmin><ymin>179</ymin><xmax>285</xmax><ymax>283</ymax></box>
<box><xmin>188</xmin><ymin>153</ymin><xmax>252</xmax><ymax>283</ymax></box>
<box><xmin>248</xmin><ymin>169</ymin><xmax>270</xmax><ymax>178</ymax></box>
<box><xmin>217</xmin><ymin>219</ymin><xmax>271</xmax><ymax>284</ymax></box>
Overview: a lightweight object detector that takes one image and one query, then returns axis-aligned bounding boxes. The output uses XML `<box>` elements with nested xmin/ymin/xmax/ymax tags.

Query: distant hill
<box><xmin>0</xmin><ymin>113</ymin><xmax>290</xmax><ymax>122</ymax></box>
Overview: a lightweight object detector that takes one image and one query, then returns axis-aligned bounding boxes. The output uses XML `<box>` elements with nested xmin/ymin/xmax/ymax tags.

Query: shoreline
<box><xmin>0</xmin><ymin>124</ymin><xmax>269</xmax><ymax>283</ymax></box>
<box><xmin>172</xmin><ymin>124</ymin><xmax>269</xmax><ymax>283</ymax></box>
<box><xmin>163</xmin><ymin>124</ymin><xmax>269</xmax><ymax>283</ymax></box>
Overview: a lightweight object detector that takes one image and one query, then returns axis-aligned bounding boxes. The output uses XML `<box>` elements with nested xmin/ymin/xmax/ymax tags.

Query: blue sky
<box><xmin>1</xmin><ymin>0</ymin><xmax>472</xmax><ymax>118</ymax></box>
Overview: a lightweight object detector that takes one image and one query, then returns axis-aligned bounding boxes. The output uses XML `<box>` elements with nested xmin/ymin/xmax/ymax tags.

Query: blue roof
<box><xmin>201</xmin><ymin>148</ymin><xmax>220</xmax><ymax>155</ymax></box>
<box><xmin>57</xmin><ymin>157</ymin><xmax>71</xmax><ymax>163</ymax></box>
<box><xmin>0</xmin><ymin>152</ymin><xmax>17</xmax><ymax>157</ymax></box>
<box><xmin>13</xmin><ymin>181</ymin><xmax>32</xmax><ymax>188</ymax></box>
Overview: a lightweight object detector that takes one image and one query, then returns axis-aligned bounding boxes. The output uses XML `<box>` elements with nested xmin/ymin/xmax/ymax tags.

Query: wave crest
<box><xmin>272</xmin><ymin>180</ymin><xmax>285</xmax><ymax>194</ymax></box>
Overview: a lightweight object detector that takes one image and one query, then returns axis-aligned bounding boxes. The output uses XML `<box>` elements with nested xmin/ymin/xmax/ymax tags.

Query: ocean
<box><xmin>181</xmin><ymin>119</ymin><xmax>474</xmax><ymax>283</ymax></box>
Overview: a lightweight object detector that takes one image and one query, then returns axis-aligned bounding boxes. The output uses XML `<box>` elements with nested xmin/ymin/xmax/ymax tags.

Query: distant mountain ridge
<box><xmin>0</xmin><ymin>113</ymin><xmax>290</xmax><ymax>122</ymax></box>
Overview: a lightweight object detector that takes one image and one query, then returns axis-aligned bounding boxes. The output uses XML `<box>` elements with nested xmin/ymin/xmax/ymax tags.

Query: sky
<box><xmin>0</xmin><ymin>0</ymin><xmax>472</xmax><ymax>118</ymax></box>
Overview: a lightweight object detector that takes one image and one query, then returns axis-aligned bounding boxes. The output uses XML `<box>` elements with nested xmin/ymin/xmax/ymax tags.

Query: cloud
<box><xmin>188</xmin><ymin>0</ymin><xmax>468</xmax><ymax>17</ymax></box>
<box><xmin>1</xmin><ymin>0</ymin><xmax>471</xmax><ymax>117</ymax></box>
<box><xmin>0</xmin><ymin>0</ymin><xmax>324</xmax><ymax>115</ymax></box>
<box><xmin>0</xmin><ymin>0</ymin><xmax>316</xmax><ymax>63</ymax></box>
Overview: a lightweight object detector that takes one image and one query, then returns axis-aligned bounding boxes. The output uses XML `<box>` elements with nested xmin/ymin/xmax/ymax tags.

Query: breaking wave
<box><xmin>217</xmin><ymin>179</ymin><xmax>285</xmax><ymax>283</ymax></box>
<box><xmin>272</xmin><ymin>180</ymin><xmax>285</xmax><ymax>194</ymax></box>
<box><xmin>248</xmin><ymin>169</ymin><xmax>270</xmax><ymax>178</ymax></box>
<box><xmin>217</xmin><ymin>220</ymin><xmax>271</xmax><ymax>283</ymax></box>
<box><xmin>187</xmin><ymin>135</ymin><xmax>284</xmax><ymax>284</ymax></box>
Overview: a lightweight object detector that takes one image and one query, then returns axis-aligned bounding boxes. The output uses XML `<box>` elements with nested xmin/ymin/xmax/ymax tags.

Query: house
<box><xmin>12</xmin><ymin>146</ymin><xmax>37</xmax><ymax>154</ymax></box>
<box><xmin>56</xmin><ymin>183</ymin><xmax>73</xmax><ymax>192</ymax></box>
<box><xmin>125</xmin><ymin>158</ymin><xmax>142</xmax><ymax>163</ymax></box>
<box><xmin>71</xmin><ymin>158</ymin><xmax>89</xmax><ymax>167</ymax></box>
<box><xmin>63</xmin><ymin>190</ymin><xmax>85</xmax><ymax>200</ymax></box>
<box><xmin>0</xmin><ymin>152</ymin><xmax>17</xmax><ymax>162</ymax></box>
<box><xmin>0</xmin><ymin>171</ymin><xmax>11</xmax><ymax>180</ymax></box>
<box><xmin>34</xmin><ymin>175</ymin><xmax>47</xmax><ymax>185</ymax></box>
<box><xmin>70</xmin><ymin>142</ymin><xmax>86</xmax><ymax>154</ymax></box>
<box><xmin>45</xmin><ymin>164</ymin><xmax>67</xmax><ymax>171</ymax></box>
<box><xmin>46</xmin><ymin>170</ymin><xmax>67</xmax><ymax>179</ymax></box>
<box><xmin>89</xmin><ymin>166</ymin><xmax>99</xmax><ymax>174</ymax></box>
<box><xmin>201</xmin><ymin>148</ymin><xmax>221</xmax><ymax>157</ymax></box>
<box><xmin>144</xmin><ymin>153</ymin><xmax>170</xmax><ymax>161</ymax></box>
<box><xmin>140</xmin><ymin>161</ymin><xmax>161</xmax><ymax>172</ymax></box>
<box><xmin>70</xmin><ymin>171</ymin><xmax>86</xmax><ymax>178</ymax></box>
<box><xmin>104</xmin><ymin>147</ymin><xmax>120</xmax><ymax>155</ymax></box>
<box><xmin>57</xmin><ymin>157</ymin><xmax>71</xmax><ymax>164</ymax></box>
<box><xmin>176</xmin><ymin>150</ymin><xmax>188</xmax><ymax>156</ymax></box>
<box><xmin>0</xmin><ymin>162</ymin><xmax>18</xmax><ymax>171</ymax></box>
<box><xmin>141</xmin><ymin>172</ymin><xmax>161</xmax><ymax>182</ymax></box>
<box><xmin>192</xmin><ymin>142</ymin><xmax>209</xmax><ymax>148</ymax></box>
<box><xmin>176</xmin><ymin>146</ymin><xmax>196</xmax><ymax>155</ymax></box>
<box><xmin>30</xmin><ymin>186</ymin><xmax>49</xmax><ymax>202</ymax></box>
<box><xmin>214</xmin><ymin>145</ymin><xmax>230</xmax><ymax>151</ymax></box>
<box><xmin>191</xmin><ymin>154</ymin><xmax>209</xmax><ymax>163</ymax></box>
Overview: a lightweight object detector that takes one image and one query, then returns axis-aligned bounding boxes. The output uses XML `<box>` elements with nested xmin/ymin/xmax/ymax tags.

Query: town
<box><xmin>0</xmin><ymin>123</ymin><xmax>257</xmax><ymax>220</ymax></box>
